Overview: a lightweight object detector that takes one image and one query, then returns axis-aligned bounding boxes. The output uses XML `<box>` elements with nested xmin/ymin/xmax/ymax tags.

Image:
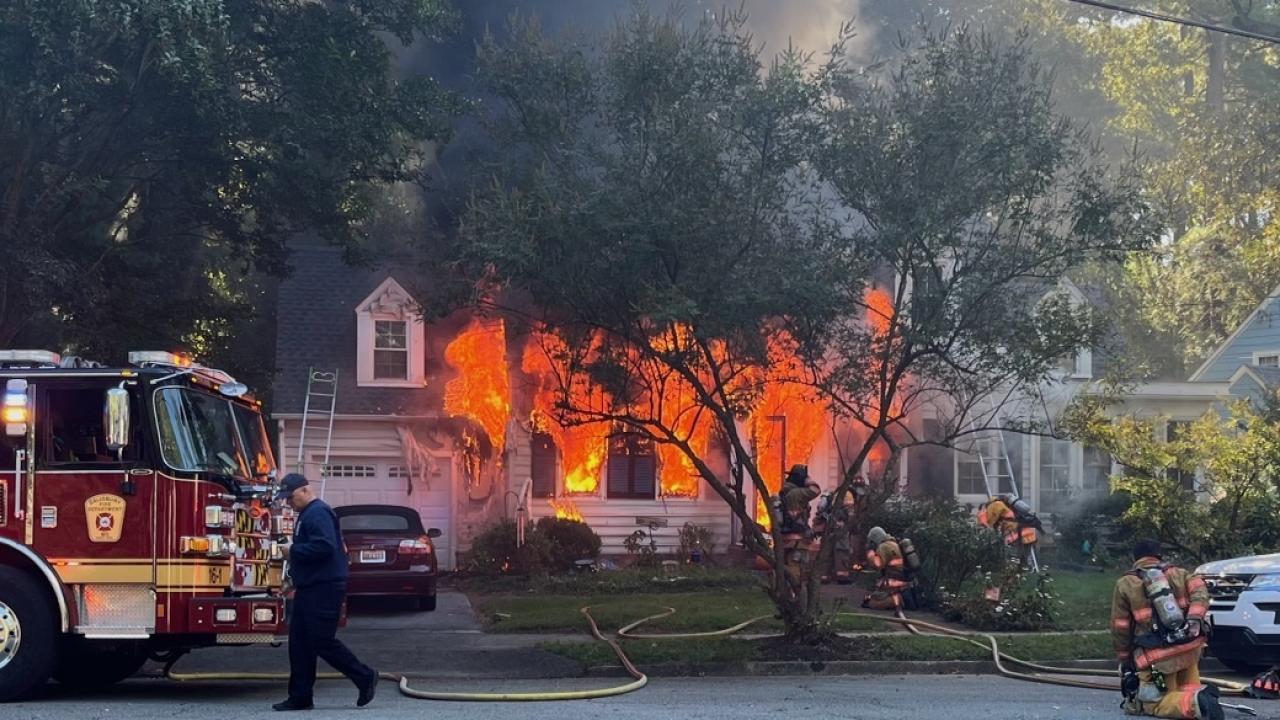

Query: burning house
<box><xmin>272</xmin><ymin>246</ymin><xmax>905</xmax><ymax>568</ymax></box>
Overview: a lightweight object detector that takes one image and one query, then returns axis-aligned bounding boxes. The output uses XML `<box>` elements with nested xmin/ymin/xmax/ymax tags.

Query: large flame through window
<box><xmin>521</xmin><ymin>331</ymin><xmax>609</xmax><ymax>495</ymax></box>
<box><xmin>444</xmin><ymin>318</ymin><xmax>512</xmax><ymax>453</ymax></box>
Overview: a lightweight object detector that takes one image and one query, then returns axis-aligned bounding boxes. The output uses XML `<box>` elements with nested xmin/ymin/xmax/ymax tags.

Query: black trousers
<box><xmin>288</xmin><ymin>582</ymin><xmax>375</xmax><ymax>702</ymax></box>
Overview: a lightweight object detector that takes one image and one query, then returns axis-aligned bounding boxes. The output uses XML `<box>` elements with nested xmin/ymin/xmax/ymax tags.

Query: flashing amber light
<box><xmin>2</xmin><ymin>406</ymin><xmax>26</xmax><ymax>424</ymax></box>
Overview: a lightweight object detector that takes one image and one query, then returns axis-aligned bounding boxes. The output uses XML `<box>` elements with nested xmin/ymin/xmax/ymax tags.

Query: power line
<box><xmin>1061</xmin><ymin>0</ymin><xmax>1280</xmax><ymax>45</ymax></box>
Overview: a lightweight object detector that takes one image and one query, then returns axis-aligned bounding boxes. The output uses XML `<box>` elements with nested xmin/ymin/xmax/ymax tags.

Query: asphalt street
<box><xmin>9</xmin><ymin>591</ymin><xmax>1277</xmax><ymax>719</ymax></box>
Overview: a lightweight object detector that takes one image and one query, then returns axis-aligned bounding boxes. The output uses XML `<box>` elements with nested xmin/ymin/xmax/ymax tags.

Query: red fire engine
<box><xmin>0</xmin><ymin>350</ymin><xmax>289</xmax><ymax>701</ymax></box>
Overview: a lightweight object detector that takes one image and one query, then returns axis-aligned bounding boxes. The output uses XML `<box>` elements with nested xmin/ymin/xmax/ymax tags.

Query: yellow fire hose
<box><xmin>164</xmin><ymin>606</ymin><xmax>647</xmax><ymax>701</ymax></box>
<box><xmin>164</xmin><ymin>604</ymin><xmax>1253</xmax><ymax>708</ymax></box>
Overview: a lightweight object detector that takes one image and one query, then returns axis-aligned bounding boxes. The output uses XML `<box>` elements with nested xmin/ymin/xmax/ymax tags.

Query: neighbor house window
<box><xmin>956</xmin><ymin>438</ymin><xmax>1013</xmax><ymax>496</ymax></box>
<box><xmin>607</xmin><ymin>433</ymin><xmax>656</xmax><ymax>499</ymax></box>
<box><xmin>374</xmin><ymin>320</ymin><xmax>409</xmax><ymax>380</ymax></box>
<box><xmin>1083</xmin><ymin>445</ymin><xmax>1112</xmax><ymax>495</ymax></box>
<box><xmin>1256</xmin><ymin>354</ymin><xmax>1280</xmax><ymax>368</ymax></box>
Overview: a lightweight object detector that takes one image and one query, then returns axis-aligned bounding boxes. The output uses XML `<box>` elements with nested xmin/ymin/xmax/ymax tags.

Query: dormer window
<box><xmin>1254</xmin><ymin>352</ymin><xmax>1280</xmax><ymax>369</ymax></box>
<box><xmin>356</xmin><ymin>278</ymin><xmax>425</xmax><ymax>388</ymax></box>
<box><xmin>374</xmin><ymin>321</ymin><xmax>409</xmax><ymax>380</ymax></box>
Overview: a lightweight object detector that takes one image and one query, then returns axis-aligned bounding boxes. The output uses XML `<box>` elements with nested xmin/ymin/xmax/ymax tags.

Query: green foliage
<box><xmin>1064</xmin><ymin>391</ymin><xmax>1280</xmax><ymax>562</ymax></box>
<box><xmin>1052</xmin><ymin>491</ymin><xmax>1133</xmax><ymax>568</ymax></box>
<box><xmin>467</xmin><ymin>520</ymin><xmax>552</xmax><ymax>576</ymax></box>
<box><xmin>623</xmin><ymin>528</ymin><xmax>662</xmax><ymax>567</ymax></box>
<box><xmin>941</xmin><ymin>562</ymin><xmax>1060</xmax><ymax>632</ymax></box>
<box><xmin>863</xmin><ymin>496</ymin><xmax>1007</xmax><ymax>606</ymax></box>
<box><xmin>534</xmin><ymin>516</ymin><xmax>602</xmax><ymax>571</ymax></box>
<box><xmin>677</xmin><ymin>522</ymin><xmax>716</xmax><ymax>562</ymax></box>
<box><xmin>0</xmin><ymin>0</ymin><xmax>458</xmax><ymax>366</ymax></box>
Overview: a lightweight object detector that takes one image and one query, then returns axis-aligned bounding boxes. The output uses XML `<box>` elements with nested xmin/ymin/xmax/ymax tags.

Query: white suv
<box><xmin>1195</xmin><ymin>552</ymin><xmax>1280</xmax><ymax>672</ymax></box>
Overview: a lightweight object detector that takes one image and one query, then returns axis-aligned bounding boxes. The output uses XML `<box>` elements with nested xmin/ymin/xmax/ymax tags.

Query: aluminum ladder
<box><xmin>296</xmin><ymin>368</ymin><xmax>338</xmax><ymax>499</ymax></box>
<box><xmin>966</xmin><ymin>396</ymin><xmax>1039</xmax><ymax>572</ymax></box>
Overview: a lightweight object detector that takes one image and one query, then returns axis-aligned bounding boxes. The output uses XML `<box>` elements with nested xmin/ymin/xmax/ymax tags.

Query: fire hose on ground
<box><xmin>163</xmin><ymin>605</ymin><xmax>1255</xmax><ymax>712</ymax></box>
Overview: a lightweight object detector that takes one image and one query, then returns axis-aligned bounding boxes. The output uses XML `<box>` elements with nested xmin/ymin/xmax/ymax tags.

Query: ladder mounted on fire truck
<box><xmin>296</xmin><ymin>368</ymin><xmax>338</xmax><ymax>499</ymax></box>
<box><xmin>964</xmin><ymin>396</ymin><xmax>1040</xmax><ymax>572</ymax></box>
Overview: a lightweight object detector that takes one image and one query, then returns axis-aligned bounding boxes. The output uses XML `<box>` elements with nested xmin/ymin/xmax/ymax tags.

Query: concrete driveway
<box><xmin>145</xmin><ymin>589</ymin><xmax>582</xmax><ymax>680</ymax></box>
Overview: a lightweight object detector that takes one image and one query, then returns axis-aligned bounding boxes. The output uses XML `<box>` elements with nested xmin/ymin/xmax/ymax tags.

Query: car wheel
<box><xmin>418</xmin><ymin>595</ymin><xmax>437</xmax><ymax>612</ymax></box>
<box><xmin>0</xmin><ymin>567</ymin><xmax>59</xmax><ymax>702</ymax></box>
<box><xmin>52</xmin><ymin>639</ymin><xmax>149</xmax><ymax>690</ymax></box>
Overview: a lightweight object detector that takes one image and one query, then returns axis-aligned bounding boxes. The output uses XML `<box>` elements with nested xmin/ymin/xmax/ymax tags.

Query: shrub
<box><xmin>468</xmin><ymin>520</ymin><xmax>553</xmax><ymax>576</ymax></box>
<box><xmin>862</xmin><ymin>496</ymin><xmax>1006</xmax><ymax>606</ymax></box>
<box><xmin>677</xmin><ymin>522</ymin><xmax>715</xmax><ymax>563</ymax></box>
<box><xmin>535</xmin><ymin>517</ymin><xmax>602</xmax><ymax>571</ymax></box>
<box><xmin>941</xmin><ymin>561</ymin><xmax>1060</xmax><ymax>631</ymax></box>
<box><xmin>623</xmin><ymin>528</ymin><xmax>662</xmax><ymax>567</ymax></box>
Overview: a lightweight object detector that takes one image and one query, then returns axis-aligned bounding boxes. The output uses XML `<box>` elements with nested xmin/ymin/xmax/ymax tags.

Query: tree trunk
<box><xmin>1206</xmin><ymin>29</ymin><xmax>1226</xmax><ymax>112</ymax></box>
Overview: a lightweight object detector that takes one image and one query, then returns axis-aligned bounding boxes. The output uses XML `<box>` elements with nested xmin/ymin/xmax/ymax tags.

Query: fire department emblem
<box><xmin>84</xmin><ymin>494</ymin><xmax>126</xmax><ymax>543</ymax></box>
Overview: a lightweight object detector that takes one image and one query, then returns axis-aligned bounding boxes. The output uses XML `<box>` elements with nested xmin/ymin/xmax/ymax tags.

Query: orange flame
<box><xmin>649</xmin><ymin>325</ymin><xmax>709</xmax><ymax>498</ymax></box>
<box><xmin>750</xmin><ymin>331</ymin><xmax>827</xmax><ymax>527</ymax></box>
<box><xmin>548</xmin><ymin>499</ymin><xmax>584</xmax><ymax>522</ymax></box>
<box><xmin>522</xmin><ymin>332</ymin><xmax>609</xmax><ymax>494</ymax></box>
<box><xmin>444</xmin><ymin>318</ymin><xmax>512</xmax><ymax>453</ymax></box>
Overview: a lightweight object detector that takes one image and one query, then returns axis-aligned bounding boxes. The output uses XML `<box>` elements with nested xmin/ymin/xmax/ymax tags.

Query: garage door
<box><xmin>319</xmin><ymin>459</ymin><xmax>454</xmax><ymax>570</ymax></box>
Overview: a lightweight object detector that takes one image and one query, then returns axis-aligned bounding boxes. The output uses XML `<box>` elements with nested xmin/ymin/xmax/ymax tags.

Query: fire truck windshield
<box><xmin>154</xmin><ymin>387</ymin><xmax>253</xmax><ymax>482</ymax></box>
<box><xmin>232</xmin><ymin>402</ymin><xmax>276</xmax><ymax>478</ymax></box>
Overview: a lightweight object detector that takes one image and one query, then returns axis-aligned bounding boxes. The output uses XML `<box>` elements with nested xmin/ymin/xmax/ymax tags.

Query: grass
<box><xmin>474</xmin><ymin>590</ymin><xmax>888</xmax><ymax>634</ymax></box>
<box><xmin>457</xmin><ymin>566</ymin><xmax>761</xmax><ymax>596</ymax></box>
<box><xmin>539</xmin><ymin>631</ymin><xmax>1116</xmax><ymax>667</ymax></box>
<box><xmin>1046</xmin><ymin>568</ymin><xmax>1116</xmax><ymax>631</ymax></box>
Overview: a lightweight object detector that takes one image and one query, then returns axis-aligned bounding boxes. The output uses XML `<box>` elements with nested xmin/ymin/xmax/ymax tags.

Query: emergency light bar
<box><xmin>128</xmin><ymin>351</ymin><xmax>193</xmax><ymax>368</ymax></box>
<box><xmin>0</xmin><ymin>350</ymin><xmax>61</xmax><ymax>368</ymax></box>
<box><xmin>4</xmin><ymin>379</ymin><xmax>29</xmax><ymax>436</ymax></box>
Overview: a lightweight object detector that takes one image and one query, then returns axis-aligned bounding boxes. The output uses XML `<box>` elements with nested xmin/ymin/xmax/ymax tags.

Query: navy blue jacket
<box><xmin>288</xmin><ymin>499</ymin><xmax>348</xmax><ymax>589</ymax></box>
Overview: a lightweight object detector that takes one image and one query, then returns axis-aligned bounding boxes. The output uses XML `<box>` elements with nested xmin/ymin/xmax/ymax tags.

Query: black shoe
<box><xmin>272</xmin><ymin>699</ymin><xmax>313</xmax><ymax>712</ymax></box>
<box><xmin>1198</xmin><ymin>685</ymin><xmax>1224</xmax><ymax>720</ymax></box>
<box><xmin>357</xmin><ymin>674</ymin><xmax>378</xmax><ymax>707</ymax></box>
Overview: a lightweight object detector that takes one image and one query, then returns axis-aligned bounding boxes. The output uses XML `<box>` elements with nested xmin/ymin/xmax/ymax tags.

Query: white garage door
<box><xmin>319</xmin><ymin>459</ymin><xmax>454</xmax><ymax>570</ymax></box>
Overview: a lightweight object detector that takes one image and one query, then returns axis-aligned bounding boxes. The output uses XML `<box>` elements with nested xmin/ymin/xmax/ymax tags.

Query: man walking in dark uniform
<box><xmin>273</xmin><ymin>473</ymin><xmax>378</xmax><ymax>711</ymax></box>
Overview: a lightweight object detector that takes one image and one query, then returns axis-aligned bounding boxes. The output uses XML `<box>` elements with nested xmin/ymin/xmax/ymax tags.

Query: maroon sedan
<box><xmin>335</xmin><ymin>504</ymin><xmax>441</xmax><ymax>611</ymax></box>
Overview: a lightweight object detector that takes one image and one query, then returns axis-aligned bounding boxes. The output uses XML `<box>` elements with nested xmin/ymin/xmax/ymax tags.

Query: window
<box><xmin>154</xmin><ymin>388</ymin><xmax>248</xmax><ymax>478</ymax></box>
<box><xmin>38</xmin><ymin>383</ymin><xmax>141</xmax><ymax>466</ymax></box>
<box><xmin>338</xmin><ymin>513</ymin><xmax>415</xmax><ymax>533</ymax></box>
<box><xmin>531</xmin><ymin>432</ymin><xmax>557</xmax><ymax>498</ymax></box>
<box><xmin>374</xmin><ymin>320</ymin><xmax>409</xmax><ymax>380</ymax></box>
<box><xmin>607</xmin><ymin>433</ymin><xmax>656</xmax><ymax>499</ymax></box>
<box><xmin>231</xmin><ymin>403</ymin><xmax>275</xmax><ymax>478</ymax></box>
<box><xmin>1038</xmin><ymin>436</ymin><xmax>1072</xmax><ymax>512</ymax></box>
<box><xmin>1083</xmin><ymin>445</ymin><xmax>1112</xmax><ymax>495</ymax></box>
<box><xmin>322</xmin><ymin>464</ymin><xmax>376</xmax><ymax>478</ymax></box>
<box><xmin>387</xmin><ymin>465</ymin><xmax>410</xmax><ymax>479</ymax></box>
<box><xmin>1257</xmin><ymin>354</ymin><xmax>1280</xmax><ymax>368</ymax></box>
<box><xmin>356</xmin><ymin>278</ymin><xmax>425</xmax><ymax>388</ymax></box>
<box><xmin>956</xmin><ymin>437</ymin><xmax>1014</xmax><ymax>495</ymax></box>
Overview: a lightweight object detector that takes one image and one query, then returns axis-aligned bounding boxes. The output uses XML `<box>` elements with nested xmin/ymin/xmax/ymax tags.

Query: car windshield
<box><xmin>154</xmin><ymin>387</ymin><xmax>250</xmax><ymax>480</ymax></box>
<box><xmin>339</xmin><ymin>513</ymin><xmax>415</xmax><ymax>533</ymax></box>
<box><xmin>232</xmin><ymin>403</ymin><xmax>276</xmax><ymax>478</ymax></box>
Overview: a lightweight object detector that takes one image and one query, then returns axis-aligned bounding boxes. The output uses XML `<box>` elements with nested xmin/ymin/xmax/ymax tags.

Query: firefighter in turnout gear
<box><xmin>861</xmin><ymin>526</ymin><xmax>912</xmax><ymax>611</ymax></box>
<box><xmin>777</xmin><ymin>465</ymin><xmax>821</xmax><ymax>604</ymax></box>
<box><xmin>1111</xmin><ymin>539</ymin><xmax>1221</xmax><ymax>720</ymax></box>
<box><xmin>978</xmin><ymin>494</ymin><xmax>1040</xmax><ymax>564</ymax></box>
<box><xmin>814</xmin><ymin>490</ymin><xmax>855</xmax><ymax>585</ymax></box>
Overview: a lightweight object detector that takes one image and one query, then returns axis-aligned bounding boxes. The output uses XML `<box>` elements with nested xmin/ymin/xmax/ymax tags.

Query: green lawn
<box><xmin>540</xmin><ymin>631</ymin><xmax>1116</xmax><ymax>667</ymax></box>
<box><xmin>474</xmin><ymin>590</ymin><xmax>888</xmax><ymax>634</ymax></box>
<box><xmin>1048</xmin><ymin>569</ymin><xmax>1116</xmax><ymax>631</ymax></box>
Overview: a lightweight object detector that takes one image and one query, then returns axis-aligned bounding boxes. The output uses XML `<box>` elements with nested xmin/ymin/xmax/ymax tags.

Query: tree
<box><xmin>1063</xmin><ymin>389</ymin><xmax>1280</xmax><ymax>563</ymax></box>
<box><xmin>454</xmin><ymin>11</ymin><xmax>1150</xmax><ymax>641</ymax></box>
<box><xmin>0</xmin><ymin>0</ymin><xmax>459</xmax><ymax>370</ymax></box>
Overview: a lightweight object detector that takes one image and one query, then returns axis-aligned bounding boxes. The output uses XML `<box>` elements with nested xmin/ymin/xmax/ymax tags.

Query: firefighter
<box><xmin>1112</xmin><ymin>538</ymin><xmax>1221</xmax><ymax>720</ymax></box>
<box><xmin>274</xmin><ymin>473</ymin><xmax>379</xmax><ymax>712</ymax></box>
<box><xmin>777</xmin><ymin>464</ymin><xmax>820</xmax><ymax>605</ymax></box>
<box><xmin>978</xmin><ymin>493</ymin><xmax>1039</xmax><ymax>564</ymax></box>
<box><xmin>861</xmin><ymin>526</ymin><xmax>911</xmax><ymax>611</ymax></box>
<box><xmin>814</xmin><ymin>491</ymin><xmax>855</xmax><ymax>585</ymax></box>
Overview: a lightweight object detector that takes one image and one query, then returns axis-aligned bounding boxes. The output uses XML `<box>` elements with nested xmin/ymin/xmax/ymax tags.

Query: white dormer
<box><xmin>355</xmin><ymin>277</ymin><xmax>426</xmax><ymax>388</ymax></box>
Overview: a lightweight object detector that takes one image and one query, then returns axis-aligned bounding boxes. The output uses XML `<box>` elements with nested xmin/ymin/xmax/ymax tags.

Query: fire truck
<box><xmin>0</xmin><ymin>350</ymin><xmax>289</xmax><ymax>701</ymax></box>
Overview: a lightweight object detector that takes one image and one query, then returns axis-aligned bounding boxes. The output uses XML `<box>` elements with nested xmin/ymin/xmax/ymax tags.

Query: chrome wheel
<box><xmin>0</xmin><ymin>600</ymin><xmax>21</xmax><ymax>670</ymax></box>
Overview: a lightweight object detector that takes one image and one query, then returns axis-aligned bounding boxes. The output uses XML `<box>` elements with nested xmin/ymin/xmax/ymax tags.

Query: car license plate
<box><xmin>359</xmin><ymin>550</ymin><xmax>385</xmax><ymax>564</ymax></box>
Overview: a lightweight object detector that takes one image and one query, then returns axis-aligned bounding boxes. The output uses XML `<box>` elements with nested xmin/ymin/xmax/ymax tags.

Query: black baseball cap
<box><xmin>275</xmin><ymin>473</ymin><xmax>309</xmax><ymax>501</ymax></box>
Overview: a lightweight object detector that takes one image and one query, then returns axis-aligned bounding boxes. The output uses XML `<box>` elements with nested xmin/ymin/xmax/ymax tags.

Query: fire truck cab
<box><xmin>0</xmin><ymin>350</ymin><xmax>288</xmax><ymax>701</ymax></box>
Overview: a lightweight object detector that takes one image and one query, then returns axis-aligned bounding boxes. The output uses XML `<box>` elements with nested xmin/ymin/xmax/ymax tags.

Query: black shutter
<box><xmin>607</xmin><ymin>433</ymin><xmax>656</xmax><ymax>499</ymax></box>
<box><xmin>531</xmin><ymin>432</ymin><xmax>557</xmax><ymax>498</ymax></box>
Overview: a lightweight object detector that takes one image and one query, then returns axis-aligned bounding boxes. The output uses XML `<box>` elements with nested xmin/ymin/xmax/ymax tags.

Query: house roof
<box><xmin>273</xmin><ymin>246</ymin><xmax>435</xmax><ymax>417</ymax></box>
<box><xmin>1189</xmin><ymin>282</ymin><xmax>1280</xmax><ymax>382</ymax></box>
<box><xmin>1229</xmin><ymin>364</ymin><xmax>1280</xmax><ymax>390</ymax></box>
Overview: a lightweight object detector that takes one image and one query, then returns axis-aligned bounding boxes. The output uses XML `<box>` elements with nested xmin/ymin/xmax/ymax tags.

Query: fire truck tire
<box><xmin>51</xmin><ymin>640</ymin><xmax>149</xmax><ymax>690</ymax></box>
<box><xmin>0</xmin><ymin>567</ymin><xmax>59</xmax><ymax>703</ymax></box>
